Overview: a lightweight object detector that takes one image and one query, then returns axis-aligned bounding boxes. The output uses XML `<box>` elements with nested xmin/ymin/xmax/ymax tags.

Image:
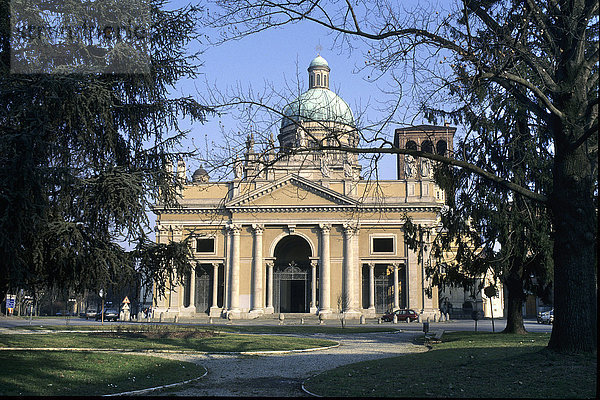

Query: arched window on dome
<box><xmin>406</xmin><ymin>140</ymin><xmax>417</xmax><ymax>151</ymax></box>
<box><xmin>422</xmin><ymin>140</ymin><xmax>433</xmax><ymax>153</ymax></box>
<box><xmin>317</xmin><ymin>74</ymin><xmax>321</xmax><ymax>86</ymax></box>
<box><xmin>436</xmin><ymin>140</ymin><xmax>447</xmax><ymax>156</ymax></box>
<box><xmin>310</xmin><ymin>75</ymin><xmax>314</xmax><ymax>88</ymax></box>
<box><xmin>324</xmin><ymin>75</ymin><xmax>328</xmax><ymax>87</ymax></box>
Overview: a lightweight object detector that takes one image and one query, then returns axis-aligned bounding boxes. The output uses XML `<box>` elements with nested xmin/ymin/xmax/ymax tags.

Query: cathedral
<box><xmin>152</xmin><ymin>55</ymin><xmax>457</xmax><ymax>320</ymax></box>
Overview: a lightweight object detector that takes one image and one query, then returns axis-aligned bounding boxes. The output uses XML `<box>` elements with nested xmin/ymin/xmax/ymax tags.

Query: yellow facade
<box><xmin>153</xmin><ymin>56</ymin><xmax>451</xmax><ymax>320</ymax></box>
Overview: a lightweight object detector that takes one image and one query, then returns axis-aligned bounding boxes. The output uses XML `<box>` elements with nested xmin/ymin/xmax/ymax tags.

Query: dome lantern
<box><xmin>308</xmin><ymin>55</ymin><xmax>330</xmax><ymax>89</ymax></box>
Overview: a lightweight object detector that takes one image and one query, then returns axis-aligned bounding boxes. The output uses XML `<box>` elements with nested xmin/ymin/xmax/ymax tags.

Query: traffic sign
<box><xmin>6</xmin><ymin>298</ymin><xmax>15</xmax><ymax>309</ymax></box>
<box><xmin>122</xmin><ymin>296</ymin><xmax>130</xmax><ymax>304</ymax></box>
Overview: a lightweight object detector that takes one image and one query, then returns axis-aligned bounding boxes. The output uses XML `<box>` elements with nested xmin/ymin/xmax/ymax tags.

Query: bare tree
<box><xmin>205</xmin><ymin>0</ymin><xmax>598</xmax><ymax>353</ymax></box>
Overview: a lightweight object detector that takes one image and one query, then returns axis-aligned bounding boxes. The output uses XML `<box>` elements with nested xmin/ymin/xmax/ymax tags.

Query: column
<box><xmin>250</xmin><ymin>224</ymin><xmax>264</xmax><ymax>316</ymax></box>
<box><xmin>310</xmin><ymin>260</ymin><xmax>318</xmax><ymax>314</ymax></box>
<box><xmin>228</xmin><ymin>224</ymin><xmax>241</xmax><ymax>315</ymax></box>
<box><xmin>265</xmin><ymin>261</ymin><xmax>274</xmax><ymax>314</ymax></box>
<box><xmin>343</xmin><ymin>224</ymin><xmax>361</xmax><ymax>317</ymax></box>
<box><xmin>318</xmin><ymin>224</ymin><xmax>331</xmax><ymax>314</ymax></box>
<box><xmin>393</xmin><ymin>262</ymin><xmax>400</xmax><ymax>310</ymax></box>
<box><xmin>172</xmin><ymin>226</ymin><xmax>183</xmax><ymax>311</ymax></box>
<box><xmin>187</xmin><ymin>263</ymin><xmax>196</xmax><ymax>312</ymax></box>
<box><xmin>209</xmin><ymin>263</ymin><xmax>219</xmax><ymax>315</ymax></box>
<box><xmin>368</xmin><ymin>263</ymin><xmax>375</xmax><ymax>311</ymax></box>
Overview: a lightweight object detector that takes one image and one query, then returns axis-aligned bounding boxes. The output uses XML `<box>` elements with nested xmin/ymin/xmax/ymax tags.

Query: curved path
<box><xmin>148</xmin><ymin>331</ymin><xmax>426</xmax><ymax>397</ymax></box>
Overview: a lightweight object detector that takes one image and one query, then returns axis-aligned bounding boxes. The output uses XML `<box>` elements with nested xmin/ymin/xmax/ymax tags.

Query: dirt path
<box><xmin>148</xmin><ymin>331</ymin><xmax>426</xmax><ymax>397</ymax></box>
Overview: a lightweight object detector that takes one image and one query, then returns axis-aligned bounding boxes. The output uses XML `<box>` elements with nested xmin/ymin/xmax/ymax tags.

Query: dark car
<box><xmin>95</xmin><ymin>308</ymin><xmax>119</xmax><ymax>321</ymax></box>
<box><xmin>382</xmin><ymin>309</ymin><xmax>419</xmax><ymax>322</ymax></box>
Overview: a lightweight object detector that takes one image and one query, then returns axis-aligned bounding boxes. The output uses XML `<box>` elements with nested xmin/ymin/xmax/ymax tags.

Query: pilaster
<box><xmin>249</xmin><ymin>224</ymin><xmax>264</xmax><ymax>317</ymax></box>
<box><xmin>227</xmin><ymin>224</ymin><xmax>241</xmax><ymax>318</ymax></box>
<box><xmin>318</xmin><ymin>223</ymin><xmax>331</xmax><ymax>315</ymax></box>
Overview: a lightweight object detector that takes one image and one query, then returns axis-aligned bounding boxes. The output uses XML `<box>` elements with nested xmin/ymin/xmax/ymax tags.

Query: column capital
<box><xmin>367</xmin><ymin>262</ymin><xmax>376</xmax><ymax>269</ymax></box>
<box><xmin>265</xmin><ymin>261</ymin><xmax>274</xmax><ymax>268</ymax></box>
<box><xmin>251</xmin><ymin>223</ymin><xmax>264</xmax><ymax>234</ymax></box>
<box><xmin>391</xmin><ymin>262</ymin><xmax>401</xmax><ymax>269</ymax></box>
<box><xmin>310</xmin><ymin>260</ymin><xmax>318</xmax><ymax>268</ymax></box>
<box><xmin>171</xmin><ymin>225</ymin><xmax>183</xmax><ymax>236</ymax></box>
<box><xmin>227</xmin><ymin>223</ymin><xmax>242</xmax><ymax>234</ymax></box>
<box><xmin>211</xmin><ymin>262</ymin><xmax>220</xmax><ymax>269</ymax></box>
<box><xmin>342</xmin><ymin>223</ymin><xmax>358</xmax><ymax>236</ymax></box>
<box><xmin>319</xmin><ymin>223</ymin><xmax>331</xmax><ymax>234</ymax></box>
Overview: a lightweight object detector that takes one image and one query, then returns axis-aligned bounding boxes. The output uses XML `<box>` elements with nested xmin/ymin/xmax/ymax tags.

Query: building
<box><xmin>152</xmin><ymin>56</ymin><xmax>455</xmax><ymax>319</ymax></box>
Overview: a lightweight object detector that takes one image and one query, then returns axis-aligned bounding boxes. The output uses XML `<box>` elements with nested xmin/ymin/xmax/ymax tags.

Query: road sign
<box><xmin>122</xmin><ymin>296</ymin><xmax>130</xmax><ymax>304</ymax></box>
<box><xmin>6</xmin><ymin>298</ymin><xmax>15</xmax><ymax>309</ymax></box>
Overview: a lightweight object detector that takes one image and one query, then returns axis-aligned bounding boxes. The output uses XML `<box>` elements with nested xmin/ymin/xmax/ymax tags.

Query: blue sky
<box><xmin>169</xmin><ymin>1</ymin><xmax>447</xmax><ymax>181</ymax></box>
<box><xmin>139</xmin><ymin>1</ymin><xmax>456</xmax><ymax>245</ymax></box>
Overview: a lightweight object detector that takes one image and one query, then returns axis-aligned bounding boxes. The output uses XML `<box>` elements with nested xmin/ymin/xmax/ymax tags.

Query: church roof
<box><xmin>281</xmin><ymin>87</ymin><xmax>355</xmax><ymax>128</ymax></box>
<box><xmin>281</xmin><ymin>56</ymin><xmax>354</xmax><ymax>129</ymax></box>
<box><xmin>309</xmin><ymin>55</ymin><xmax>329</xmax><ymax>69</ymax></box>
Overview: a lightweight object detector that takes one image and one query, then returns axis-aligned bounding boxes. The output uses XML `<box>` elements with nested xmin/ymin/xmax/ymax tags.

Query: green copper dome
<box><xmin>281</xmin><ymin>88</ymin><xmax>355</xmax><ymax>128</ymax></box>
<box><xmin>309</xmin><ymin>55</ymin><xmax>329</xmax><ymax>69</ymax></box>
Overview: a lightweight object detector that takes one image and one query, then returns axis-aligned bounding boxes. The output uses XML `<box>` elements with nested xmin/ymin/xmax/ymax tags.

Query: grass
<box><xmin>5</xmin><ymin>323</ymin><xmax>396</xmax><ymax>335</ymax></box>
<box><xmin>0</xmin><ymin>327</ymin><xmax>337</xmax><ymax>352</ymax></box>
<box><xmin>0</xmin><ymin>351</ymin><xmax>206</xmax><ymax>396</ymax></box>
<box><xmin>303</xmin><ymin>332</ymin><xmax>597</xmax><ymax>398</ymax></box>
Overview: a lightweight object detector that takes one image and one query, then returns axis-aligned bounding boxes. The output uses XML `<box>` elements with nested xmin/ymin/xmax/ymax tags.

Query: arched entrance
<box><xmin>273</xmin><ymin>235</ymin><xmax>312</xmax><ymax>313</ymax></box>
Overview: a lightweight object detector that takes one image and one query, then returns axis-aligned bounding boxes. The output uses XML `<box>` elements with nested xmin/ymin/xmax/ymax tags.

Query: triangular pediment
<box><xmin>226</xmin><ymin>174</ymin><xmax>358</xmax><ymax>208</ymax></box>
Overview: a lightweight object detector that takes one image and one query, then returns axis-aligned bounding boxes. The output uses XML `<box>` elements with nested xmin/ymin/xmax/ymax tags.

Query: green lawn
<box><xmin>0</xmin><ymin>330</ymin><xmax>337</xmax><ymax>352</ymax></box>
<box><xmin>303</xmin><ymin>332</ymin><xmax>597</xmax><ymax>398</ymax></box>
<box><xmin>0</xmin><ymin>351</ymin><xmax>206</xmax><ymax>396</ymax></box>
<box><xmin>6</xmin><ymin>323</ymin><xmax>396</xmax><ymax>335</ymax></box>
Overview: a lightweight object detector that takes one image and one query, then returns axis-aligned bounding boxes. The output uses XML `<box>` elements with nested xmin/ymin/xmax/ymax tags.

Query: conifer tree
<box><xmin>210</xmin><ymin>0</ymin><xmax>598</xmax><ymax>352</ymax></box>
<box><xmin>0</xmin><ymin>0</ymin><xmax>208</xmax><ymax>297</ymax></box>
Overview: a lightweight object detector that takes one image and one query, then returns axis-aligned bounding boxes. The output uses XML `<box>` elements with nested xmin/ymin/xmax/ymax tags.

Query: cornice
<box><xmin>157</xmin><ymin>204</ymin><xmax>441</xmax><ymax>214</ymax></box>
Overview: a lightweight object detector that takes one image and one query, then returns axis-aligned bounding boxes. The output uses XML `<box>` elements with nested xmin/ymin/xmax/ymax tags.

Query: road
<box><xmin>0</xmin><ymin>315</ymin><xmax>554</xmax><ymax>333</ymax></box>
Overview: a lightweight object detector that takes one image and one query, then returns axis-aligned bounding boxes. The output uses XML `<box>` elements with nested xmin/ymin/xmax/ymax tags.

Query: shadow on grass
<box><xmin>0</xmin><ymin>351</ymin><xmax>206</xmax><ymax>396</ymax></box>
<box><xmin>303</xmin><ymin>333</ymin><xmax>596</xmax><ymax>398</ymax></box>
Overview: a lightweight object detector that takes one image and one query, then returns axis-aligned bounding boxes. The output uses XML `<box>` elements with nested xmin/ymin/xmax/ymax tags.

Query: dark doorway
<box><xmin>195</xmin><ymin>264</ymin><xmax>211</xmax><ymax>314</ymax></box>
<box><xmin>361</xmin><ymin>264</ymin><xmax>407</xmax><ymax>313</ymax></box>
<box><xmin>189</xmin><ymin>263</ymin><xmax>224</xmax><ymax>314</ymax></box>
<box><xmin>273</xmin><ymin>235</ymin><xmax>312</xmax><ymax>313</ymax></box>
<box><xmin>279</xmin><ymin>279</ymin><xmax>307</xmax><ymax>313</ymax></box>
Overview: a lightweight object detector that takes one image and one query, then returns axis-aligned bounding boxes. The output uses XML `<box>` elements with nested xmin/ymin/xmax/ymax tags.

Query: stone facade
<box><xmin>152</xmin><ymin>56</ymin><xmax>455</xmax><ymax>320</ymax></box>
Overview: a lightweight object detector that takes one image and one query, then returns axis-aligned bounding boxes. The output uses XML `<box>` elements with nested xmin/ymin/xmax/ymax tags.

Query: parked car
<box><xmin>382</xmin><ymin>309</ymin><xmax>419</xmax><ymax>322</ymax></box>
<box><xmin>537</xmin><ymin>309</ymin><xmax>554</xmax><ymax>324</ymax></box>
<box><xmin>95</xmin><ymin>308</ymin><xmax>119</xmax><ymax>321</ymax></box>
<box><xmin>85</xmin><ymin>309</ymin><xmax>98</xmax><ymax>320</ymax></box>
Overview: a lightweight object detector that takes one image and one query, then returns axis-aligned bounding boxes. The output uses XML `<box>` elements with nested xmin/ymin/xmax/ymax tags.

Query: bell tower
<box><xmin>394</xmin><ymin>124</ymin><xmax>455</xmax><ymax>180</ymax></box>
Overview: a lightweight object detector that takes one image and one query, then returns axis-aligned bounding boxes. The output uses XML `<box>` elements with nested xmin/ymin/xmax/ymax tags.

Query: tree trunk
<box><xmin>547</xmin><ymin>125</ymin><xmax>597</xmax><ymax>353</ymax></box>
<box><xmin>502</xmin><ymin>273</ymin><xmax>528</xmax><ymax>334</ymax></box>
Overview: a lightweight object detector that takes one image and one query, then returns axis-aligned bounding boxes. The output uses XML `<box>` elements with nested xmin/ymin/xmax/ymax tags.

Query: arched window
<box><xmin>324</xmin><ymin>75</ymin><xmax>328</xmax><ymax>87</ymax></box>
<box><xmin>310</xmin><ymin>75</ymin><xmax>314</xmax><ymax>87</ymax></box>
<box><xmin>406</xmin><ymin>140</ymin><xmax>417</xmax><ymax>150</ymax></box>
<box><xmin>436</xmin><ymin>140</ymin><xmax>447</xmax><ymax>156</ymax></box>
<box><xmin>422</xmin><ymin>140</ymin><xmax>433</xmax><ymax>153</ymax></box>
<box><xmin>317</xmin><ymin>74</ymin><xmax>321</xmax><ymax>86</ymax></box>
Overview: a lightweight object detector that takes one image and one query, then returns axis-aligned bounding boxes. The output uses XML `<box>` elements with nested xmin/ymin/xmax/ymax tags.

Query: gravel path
<box><xmin>148</xmin><ymin>331</ymin><xmax>427</xmax><ymax>397</ymax></box>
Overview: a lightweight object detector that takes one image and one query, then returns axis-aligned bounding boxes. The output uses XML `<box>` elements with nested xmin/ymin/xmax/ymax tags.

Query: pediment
<box><xmin>226</xmin><ymin>175</ymin><xmax>358</xmax><ymax>208</ymax></box>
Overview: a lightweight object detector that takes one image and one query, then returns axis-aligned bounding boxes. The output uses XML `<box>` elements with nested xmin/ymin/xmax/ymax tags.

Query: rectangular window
<box><xmin>196</xmin><ymin>238</ymin><xmax>215</xmax><ymax>253</ymax></box>
<box><xmin>372</xmin><ymin>237</ymin><xmax>394</xmax><ymax>253</ymax></box>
